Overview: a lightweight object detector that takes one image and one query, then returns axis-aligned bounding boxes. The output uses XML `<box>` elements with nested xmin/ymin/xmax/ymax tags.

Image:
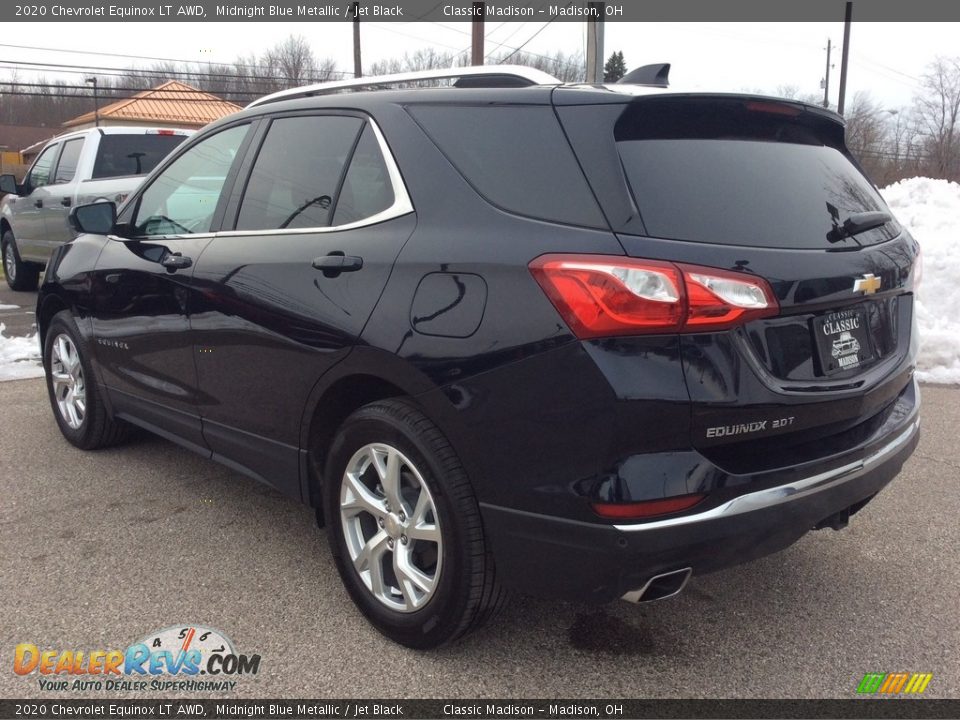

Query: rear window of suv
<box><xmin>92</xmin><ymin>134</ymin><xmax>187</xmax><ymax>179</ymax></box>
<box><xmin>615</xmin><ymin>98</ymin><xmax>898</xmax><ymax>248</ymax></box>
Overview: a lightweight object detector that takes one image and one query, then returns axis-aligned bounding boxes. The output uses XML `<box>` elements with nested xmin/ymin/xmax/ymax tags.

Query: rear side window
<box><xmin>54</xmin><ymin>138</ymin><xmax>84</xmax><ymax>183</ymax></box>
<box><xmin>408</xmin><ymin>105</ymin><xmax>605</xmax><ymax>228</ymax></box>
<box><xmin>615</xmin><ymin>98</ymin><xmax>897</xmax><ymax>248</ymax></box>
<box><xmin>236</xmin><ymin>115</ymin><xmax>363</xmax><ymax>231</ymax></box>
<box><xmin>92</xmin><ymin>134</ymin><xmax>187</xmax><ymax>179</ymax></box>
<box><xmin>331</xmin><ymin>124</ymin><xmax>395</xmax><ymax>226</ymax></box>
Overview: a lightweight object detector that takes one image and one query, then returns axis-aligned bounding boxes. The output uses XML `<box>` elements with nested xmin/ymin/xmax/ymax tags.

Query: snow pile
<box><xmin>881</xmin><ymin>177</ymin><xmax>960</xmax><ymax>384</ymax></box>
<box><xmin>0</xmin><ymin>322</ymin><xmax>44</xmax><ymax>381</ymax></box>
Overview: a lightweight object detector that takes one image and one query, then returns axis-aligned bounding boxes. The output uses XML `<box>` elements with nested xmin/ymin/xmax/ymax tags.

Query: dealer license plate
<box><xmin>812</xmin><ymin>307</ymin><xmax>874</xmax><ymax>375</ymax></box>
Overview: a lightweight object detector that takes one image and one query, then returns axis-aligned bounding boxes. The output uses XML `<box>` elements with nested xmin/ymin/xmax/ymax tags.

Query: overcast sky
<box><xmin>7</xmin><ymin>21</ymin><xmax>959</xmax><ymax>109</ymax></box>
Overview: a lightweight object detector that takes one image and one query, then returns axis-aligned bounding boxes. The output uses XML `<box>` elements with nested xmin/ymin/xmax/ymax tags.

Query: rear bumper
<box><xmin>480</xmin><ymin>379</ymin><xmax>920</xmax><ymax>603</ymax></box>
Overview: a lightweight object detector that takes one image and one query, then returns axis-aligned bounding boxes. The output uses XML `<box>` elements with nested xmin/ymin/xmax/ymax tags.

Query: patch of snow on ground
<box><xmin>881</xmin><ymin>177</ymin><xmax>960</xmax><ymax>384</ymax></box>
<box><xmin>0</xmin><ymin>322</ymin><xmax>43</xmax><ymax>380</ymax></box>
<box><xmin>0</xmin><ymin>304</ymin><xmax>20</xmax><ymax>310</ymax></box>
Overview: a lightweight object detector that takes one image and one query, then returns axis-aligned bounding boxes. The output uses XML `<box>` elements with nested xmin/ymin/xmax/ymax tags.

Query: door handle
<box><xmin>61</xmin><ymin>197</ymin><xmax>71</xmax><ymax>207</ymax></box>
<box><xmin>161</xmin><ymin>253</ymin><xmax>193</xmax><ymax>272</ymax></box>
<box><xmin>34</xmin><ymin>199</ymin><xmax>43</xmax><ymax>208</ymax></box>
<box><xmin>312</xmin><ymin>253</ymin><xmax>363</xmax><ymax>274</ymax></box>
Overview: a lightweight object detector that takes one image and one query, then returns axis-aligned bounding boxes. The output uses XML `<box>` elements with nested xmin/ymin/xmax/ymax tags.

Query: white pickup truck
<box><xmin>0</xmin><ymin>126</ymin><xmax>192</xmax><ymax>290</ymax></box>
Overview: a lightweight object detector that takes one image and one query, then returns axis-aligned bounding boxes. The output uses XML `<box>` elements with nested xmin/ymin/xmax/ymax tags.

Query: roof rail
<box><xmin>246</xmin><ymin>65</ymin><xmax>561</xmax><ymax>108</ymax></box>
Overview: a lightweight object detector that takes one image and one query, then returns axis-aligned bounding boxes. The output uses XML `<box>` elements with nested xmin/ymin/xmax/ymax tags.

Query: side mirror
<box><xmin>0</xmin><ymin>174</ymin><xmax>20</xmax><ymax>196</ymax></box>
<box><xmin>69</xmin><ymin>201</ymin><xmax>117</xmax><ymax>235</ymax></box>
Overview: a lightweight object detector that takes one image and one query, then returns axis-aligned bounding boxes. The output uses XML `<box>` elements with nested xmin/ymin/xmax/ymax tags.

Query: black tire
<box><xmin>2</xmin><ymin>230</ymin><xmax>40</xmax><ymax>291</ymax></box>
<box><xmin>324</xmin><ymin>398</ymin><xmax>507</xmax><ymax>648</ymax></box>
<box><xmin>43</xmin><ymin>310</ymin><xmax>131</xmax><ymax>450</ymax></box>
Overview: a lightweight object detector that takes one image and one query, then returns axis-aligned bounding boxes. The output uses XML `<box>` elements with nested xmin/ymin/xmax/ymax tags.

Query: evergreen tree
<box><xmin>603</xmin><ymin>51</ymin><xmax>627</xmax><ymax>83</ymax></box>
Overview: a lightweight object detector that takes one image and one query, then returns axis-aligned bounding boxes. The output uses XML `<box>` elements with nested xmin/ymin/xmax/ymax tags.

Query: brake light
<box><xmin>592</xmin><ymin>493</ymin><xmax>706</xmax><ymax>520</ymax></box>
<box><xmin>744</xmin><ymin>100</ymin><xmax>802</xmax><ymax>116</ymax></box>
<box><xmin>530</xmin><ymin>254</ymin><xmax>778</xmax><ymax>338</ymax></box>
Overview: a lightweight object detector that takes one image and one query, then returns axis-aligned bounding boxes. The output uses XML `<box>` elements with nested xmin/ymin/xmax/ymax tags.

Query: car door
<box><xmin>41</xmin><ymin>136</ymin><xmax>86</xmax><ymax>252</ymax></box>
<box><xmin>13</xmin><ymin>142</ymin><xmax>59</xmax><ymax>259</ymax></box>
<box><xmin>89</xmin><ymin>122</ymin><xmax>255</xmax><ymax>453</ymax></box>
<box><xmin>189</xmin><ymin>112</ymin><xmax>415</xmax><ymax>497</ymax></box>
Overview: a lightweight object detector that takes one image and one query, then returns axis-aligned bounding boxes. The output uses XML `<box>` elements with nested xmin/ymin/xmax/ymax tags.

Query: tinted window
<box><xmin>408</xmin><ymin>105</ymin><xmax>605</xmax><ymax>228</ymax></box>
<box><xmin>28</xmin><ymin>144</ymin><xmax>58</xmax><ymax>188</ymax></box>
<box><xmin>236</xmin><ymin>115</ymin><xmax>363</xmax><ymax>231</ymax></box>
<box><xmin>133</xmin><ymin>125</ymin><xmax>248</xmax><ymax>236</ymax></box>
<box><xmin>615</xmin><ymin>98</ymin><xmax>897</xmax><ymax>248</ymax></box>
<box><xmin>331</xmin><ymin>124</ymin><xmax>395</xmax><ymax>226</ymax></box>
<box><xmin>54</xmin><ymin>138</ymin><xmax>84</xmax><ymax>183</ymax></box>
<box><xmin>93</xmin><ymin>134</ymin><xmax>187</xmax><ymax>179</ymax></box>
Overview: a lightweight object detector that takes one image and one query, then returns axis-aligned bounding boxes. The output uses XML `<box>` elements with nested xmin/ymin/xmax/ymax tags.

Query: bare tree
<box><xmin>912</xmin><ymin>56</ymin><xmax>960</xmax><ymax>180</ymax></box>
<box><xmin>491</xmin><ymin>50</ymin><xmax>585</xmax><ymax>83</ymax></box>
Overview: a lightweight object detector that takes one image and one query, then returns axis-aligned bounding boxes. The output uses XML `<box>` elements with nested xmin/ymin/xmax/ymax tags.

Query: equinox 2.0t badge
<box><xmin>853</xmin><ymin>273</ymin><xmax>881</xmax><ymax>294</ymax></box>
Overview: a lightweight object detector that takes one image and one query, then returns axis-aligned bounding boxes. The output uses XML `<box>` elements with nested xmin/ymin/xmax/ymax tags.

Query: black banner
<box><xmin>2</xmin><ymin>699</ymin><xmax>960</xmax><ymax>719</ymax></box>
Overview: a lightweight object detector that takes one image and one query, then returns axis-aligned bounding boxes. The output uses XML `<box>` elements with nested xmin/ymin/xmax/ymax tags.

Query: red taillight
<box><xmin>592</xmin><ymin>493</ymin><xmax>706</xmax><ymax>520</ymax></box>
<box><xmin>530</xmin><ymin>254</ymin><xmax>778</xmax><ymax>338</ymax></box>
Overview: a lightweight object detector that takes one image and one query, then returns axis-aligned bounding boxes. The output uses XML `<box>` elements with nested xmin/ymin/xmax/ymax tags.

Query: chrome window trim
<box><xmin>613</xmin><ymin>412</ymin><xmax>920</xmax><ymax>532</ymax></box>
<box><xmin>110</xmin><ymin>117</ymin><xmax>413</xmax><ymax>244</ymax></box>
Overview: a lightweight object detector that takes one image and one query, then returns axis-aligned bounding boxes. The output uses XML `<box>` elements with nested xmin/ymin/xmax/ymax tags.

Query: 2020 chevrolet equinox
<box><xmin>37</xmin><ymin>66</ymin><xmax>920</xmax><ymax>648</ymax></box>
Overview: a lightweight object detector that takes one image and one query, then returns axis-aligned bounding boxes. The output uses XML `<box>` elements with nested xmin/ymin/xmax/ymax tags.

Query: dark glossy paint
<box><xmin>38</xmin><ymin>84</ymin><xmax>920</xmax><ymax>602</ymax></box>
<box><xmin>189</xmin><ymin>214</ymin><xmax>417</xmax><ymax>498</ymax></box>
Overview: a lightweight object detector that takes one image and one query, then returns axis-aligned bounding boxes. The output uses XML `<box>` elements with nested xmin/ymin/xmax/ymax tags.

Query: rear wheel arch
<box><xmin>38</xmin><ymin>294</ymin><xmax>71</xmax><ymax>346</ymax></box>
<box><xmin>305</xmin><ymin>374</ymin><xmax>408</xmax><ymax>510</ymax></box>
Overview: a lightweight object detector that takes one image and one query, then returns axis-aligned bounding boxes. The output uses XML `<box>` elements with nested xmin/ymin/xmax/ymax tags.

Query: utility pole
<box><xmin>352</xmin><ymin>2</ymin><xmax>361</xmax><ymax>78</ymax></box>
<box><xmin>85</xmin><ymin>77</ymin><xmax>99</xmax><ymax>127</ymax></box>
<box><xmin>471</xmin><ymin>2</ymin><xmax>484</xmax><ymax>66</ymax></box>
<box><xmin>837</xmin><ymin>1</ymin><xmax>853</xmax><ymax>115</ymax></box>
<box><xmin>822</xmin><ymin>38</ymin><xmax>832</xmax><ymax>108</ymax></box>
<box><xmin>585</xmin><ymin>2</ymin><xmax>605</xmax><ymax>83</ymax></box>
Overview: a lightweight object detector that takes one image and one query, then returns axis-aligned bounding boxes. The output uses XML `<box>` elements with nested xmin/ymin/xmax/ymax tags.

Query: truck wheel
<box><xmin>324</xmin><ymin>398</ymin><xmax>507</xmax><ymax>648</ymax></box>
<box><xmin>2</xmin><ymin>230</ymin><xmax>40</xmax><ymax>291</ymax></box>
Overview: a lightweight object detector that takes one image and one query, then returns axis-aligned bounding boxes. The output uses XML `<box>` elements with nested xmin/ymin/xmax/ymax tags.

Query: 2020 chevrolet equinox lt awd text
<box><xmin>37</xmin><ymin>65</ymin><xmax>920</xmax><ymax>648</ymax></box>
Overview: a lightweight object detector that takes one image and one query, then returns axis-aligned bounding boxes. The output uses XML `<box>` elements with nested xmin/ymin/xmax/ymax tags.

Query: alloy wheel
<box><xmin>339</xmin><ymin>443</ymin><xmax>443</xmax><ymax>612</ymax></box>
<box><xmin>50</xmin><ymin>333</ymin><xmax>86</xmax><ymax>430</ymax></box>
<box><xmin>4</xmin><ymin>244</ymin><xmax>15</xmax><ymax>283</ymax></box>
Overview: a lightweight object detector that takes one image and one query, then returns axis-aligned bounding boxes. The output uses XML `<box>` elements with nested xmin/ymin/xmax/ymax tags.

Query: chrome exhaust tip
<box><xmin>621</xmin><ymin>567</ymin><xmax>692</xmax><ymax>603</ymax></box>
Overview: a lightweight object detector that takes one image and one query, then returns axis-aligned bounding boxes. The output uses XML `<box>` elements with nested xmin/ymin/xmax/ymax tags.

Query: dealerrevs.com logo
<box><xmin>14</xmin><ymin>625</ymin><xmax>260</xmax><ymax>692</ymax></box>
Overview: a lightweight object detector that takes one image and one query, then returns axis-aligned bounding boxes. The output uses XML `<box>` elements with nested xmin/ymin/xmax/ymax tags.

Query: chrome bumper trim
<box><xmin>614</xmin><ymin>415</ymin><xmax>919</xmax><ymax>533</ymax></box>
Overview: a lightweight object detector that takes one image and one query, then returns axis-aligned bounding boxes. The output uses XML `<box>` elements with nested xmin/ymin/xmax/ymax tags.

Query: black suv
<box><xmin>37</xmin><ymin>66</ymin><xmax>920</xmax><ymax>648</ymax></box>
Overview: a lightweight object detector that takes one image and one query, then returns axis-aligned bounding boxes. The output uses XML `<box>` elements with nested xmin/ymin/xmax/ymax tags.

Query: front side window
<box><xmin>28</xmin><ymin>144</ymin><xmax>59</xmax><ymax>188</ymax></box>
<box><xmin>54</xmin><ymin>138</ymin><xmax>84</xmax><ymax>183</ymax></box>
<box><xmin>132</xmin><ymin>124</ymin><xmax>248</xmax><ymax>236</ymax></box>
<box><xmin>236</xmin><ymin>115</ymin><xmax>363</xmax><ymax>231</ymax></box>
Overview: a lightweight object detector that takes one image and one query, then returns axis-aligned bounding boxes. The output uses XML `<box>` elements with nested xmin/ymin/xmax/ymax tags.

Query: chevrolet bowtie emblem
<box><xmin>853</xmin><ymin>274</ymin><xmax>882</xmax><ymax>295</ymax></box>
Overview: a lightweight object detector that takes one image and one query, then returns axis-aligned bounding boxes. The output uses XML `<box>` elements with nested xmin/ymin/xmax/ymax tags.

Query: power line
<box><xmin>499</xmin><ymin>20</ymin><xmax>557</xmax><ymax>63</ymax></box>
<box><xmin>0</xmin><ymin>89</ymin><xmax>249</xmax><ymax>103</ymax></box>
<box><xmin>2</xmin><ymin>81</ymin><xmax>260</xmax><ymax>98</ymax></box>
<box><xmin>0</xmin><ymin>42</ymin><xmax>355</xmax><ymax>78</ymax></box>
<box><xmin>0</xmin><ymin>58</ymin><xmax>342</xmax><ymax>85</ymax></box>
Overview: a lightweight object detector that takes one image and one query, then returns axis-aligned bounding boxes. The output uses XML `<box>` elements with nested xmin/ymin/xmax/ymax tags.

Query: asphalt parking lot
<box><xmin>1</xmin><ymin>371</ymin><xmax>958</xmax><ymax>700</ymax></box>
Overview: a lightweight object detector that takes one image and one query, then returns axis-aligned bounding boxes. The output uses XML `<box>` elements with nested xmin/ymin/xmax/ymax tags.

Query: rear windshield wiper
<box><xmin>827</xmin><ymin>210</ymin><xmax>892</xmax><ymax>243</ymax></box>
